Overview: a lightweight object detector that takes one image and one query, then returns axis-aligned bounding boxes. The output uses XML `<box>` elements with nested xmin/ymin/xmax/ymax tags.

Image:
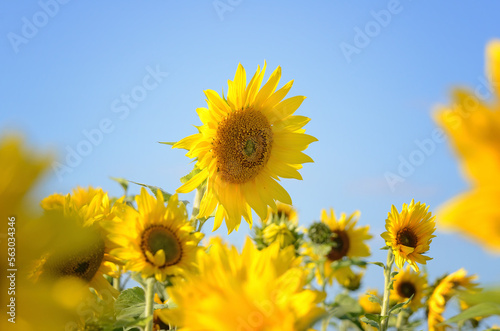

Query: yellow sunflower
<box><xmin>428</xmin><ymin>269</ymin><xmax>479</xmax><ymax>331</ymax></box>
<box><xmin>37</xmin><ymin>187</ymin><xmax>121</xmax><ymax>298</ymax></box>
<box><xmin>263</xmin><ymin>202</ymin><xmax>299</xmax><ymax>226</ymax></box>
<box><xmin>0</xmin><ymin>134</ymin><xmax>50</xmax><ymax>219</ymax></box>
<box><xmin>390</xmin><ymin>266</ymin><xmax>427</xmax><ymax>311</ymax></box>
<box><xmin>381</xmin><ymin>200</ymin><xmax>436</xmax><ymax>272</ymax></box>
<box><xmin>158</xmin><ymin>237</ymin><xmax>325</xmax><ymax>331</ymax></box>
<box><xmin>434</xmin><ymin>40</ymin><xmax>500</xmax><ymax>254</ymax></box>
<box><xmin>360</xmin><ymin>289</ymin><xmax>382</xmax><ymax>314</ymax></box>
<box><xmin>106</xmin><ymin>188</ymin><xmax>203</xmax><ymax>282</ymax></box>
<box><xmin>173</xmin><ymin>62</ymin><xmax>317</xmax><ymax>233</ymax></box>
<box><xmin>307</xmin><ymin>209</ymin><xmax>372</xmax><ymax>286</ymax></box>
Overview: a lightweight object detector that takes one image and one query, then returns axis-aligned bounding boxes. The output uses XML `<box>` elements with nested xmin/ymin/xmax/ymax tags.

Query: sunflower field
<box><xmin>1</xmin><ymin>2</ymin><xmax>500</xmax><ymax>331</ymax></box>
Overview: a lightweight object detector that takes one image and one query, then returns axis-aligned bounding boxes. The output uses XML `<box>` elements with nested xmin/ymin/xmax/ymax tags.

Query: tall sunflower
<box><xmin>381</xmin><ymin>200</ymin><xmax>436</xmax><ymax>272</ymax></box>
<box><xmin>434</xmin><ymin>40</ymin><xmax>500</xmax><ymax>253</ymax></box>
<box><xmin>306</xmin><ymin>209</ymin><xmax>372</xmax><ymax>286</ymax></box>
<box><xmin>427</xmin><ymin>269</ymin><xmax>478</xmax><ymax>331</ymax></box>
<box><xmin>390</xmin><ymin>266</ymin><xmax>427</xmax><ymax>311</ymax></box>
<box><xmin>37</xmin><ymin>187</ymin><xmax>121</xmax><ymax>298</ymax></box>
<box><xmin>157</xmin><ymin>237</ymin><xmax>325</xmax><ymax>331</ymax></box>
<box><xmin>106</xmin><ymin>188</ymin><xmax>203</xmax><ymax>282</ymax></box>
<box><xmin>173</xmin><ymin>63</ymin><xmax>317</xmax><ymax>233</ymax></box>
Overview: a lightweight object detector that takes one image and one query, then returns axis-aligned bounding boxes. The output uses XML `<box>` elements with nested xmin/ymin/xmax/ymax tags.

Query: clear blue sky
<box><xmin>2</xmin><ymin>0</ymin><xmax>499</xmax><ymax>320</ymax></box>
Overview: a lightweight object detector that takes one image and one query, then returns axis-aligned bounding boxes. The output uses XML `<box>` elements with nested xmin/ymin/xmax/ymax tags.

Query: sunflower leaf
<box><xmin>110</xmin><ymin>176</ymin><xmax>129</xmax><ymax>194</ymax></box>
<box><xmin>442</xmin><ymin>302</ymin><xmax>500</xmax><ymax>325</ymax></box>
<box><xmin>370</xmin><ymin>261</ymin><xmax>386</xmax><ymax>269</ymax></box>
<box><xmin>158</xmin><ymin>141</ymin><xmax>176</xmax><ymax>146</ymax></box>
<box><xmin>388</xmin><ymin>294</ymin><xmax>413</xmax><ymax>314</ymax></box>
<box><xmin>180</xmin><ymin>167</ymin><xmax>202</xmax><ymax>184</ymax></box>
<box><xmin>114</xmin><ymin>287</ymin><xmax>145</xmax><ymax>318</ymax></box>
<box><xmin>367</xmin><ymin>293</ymin><xmax>382</xmax><ymax>305</ymax></box>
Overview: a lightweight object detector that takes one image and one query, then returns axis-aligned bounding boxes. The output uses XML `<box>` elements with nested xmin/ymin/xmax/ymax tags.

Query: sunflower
<box><xmin>381</xmin><ymin>200</ymin><xmax>436</xmax><ymax>272</ymax></box>
<box><xmin>263</xmin><ymin>202</ymin><xmax>299</xmax><ymax>225</ymax></box>
<box><xmin>253</xmin><ymin>202</ymin><xmax>303</xmax><ymax>250</ymax></box>
<box><xmin>37</xmin><ymin>187</ymin><xmax>121</xmax><ymax>298</ymax></box>
<box><xmin>427</xmin><ymin>269</ymin><xmax>479</xmax><ymax>331</ymax></box>
<box><xmin>106</xmin><ymin>188</ymin><xmax>203</xmax><ymax>282</ymax></box>
<box><xmin>359</xmin><ymin>289</ymin><xmax>382</xmax><ymax>314</ymax></box>
<box><xmin>157</xmin><ymin>237</ymin><xmax>325</xmax><ymax>331</ymax></box>
<box><xmin>0</xmin><ymin>134</ymin><xmax>50</xmax><ymax>219</ymax></box>
<box><xmin>173</xmin><ymin>62</ymin><xmax>317</xmax><ymax>233</ymax></box>
<box><xmin>434</xmin><ymin>40</ymin><xmax>500</xmax><ymax>254</ymax></box>
<box><xmin>390</xmin><ymin>266</ymin><xmax>427</xmax><ymax>311</ymax></box>
<box><xmin>306</xmin><ymin>209</ymin><xmax>372</xmax><ymax>286</ymax></box>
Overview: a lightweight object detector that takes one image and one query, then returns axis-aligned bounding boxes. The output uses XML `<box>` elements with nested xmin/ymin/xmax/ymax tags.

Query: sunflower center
<box><xmin>141</xmin><ymin>226</ymin><xmax>182</xmax><ymax>267</ymax></box>
<box><xmin>43</xmin><ymin>236</ymin><xmax>105</xmax><ymax>283</ymax></box>
<box><xmin>327</xmin><ymin>230</ymin><xmax>350</xmax><ymax>261</ymax></box>
<box><xmin>397</xmin><ymin>281</ymin><xmax>416</xmax><ymax>298</ymax></box>
<box><xmin>213</xmin><ymin>107</ymin><xmax>273</xmax><ymax>184</ymax></box>
<box><xmin>396</xmin><ymin>227</ymin><xmax>418</xmax><ymax>248</ymax></box>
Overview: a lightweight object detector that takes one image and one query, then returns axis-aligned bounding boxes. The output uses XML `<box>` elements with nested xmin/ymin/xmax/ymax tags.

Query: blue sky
<box><xmin>2</xmin><ymin>0</ymin><xmax>499</xmax><ymax>322</ymax></box>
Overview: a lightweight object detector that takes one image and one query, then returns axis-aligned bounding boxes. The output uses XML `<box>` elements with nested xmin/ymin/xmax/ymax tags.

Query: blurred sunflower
<box><xmin>390</xmin><ymin>266</ymin><xmax>427</xmax><ymax>311</ymax></box>
<box><xmin>253</xmin><ymin>203</ymin><xmax>303</xmax><ymax>250</ymax></box>
<box><xmin>36</xmin><ymin>187</ymin><xmax>121</xmax><ymax>297</ymax></box>
<box><xmin>427</xmin><ymin>269</ymin><xmax>479</xmax><ymax>331</ymax></box>
<box><xmin>158</xmin><ymin>237</ymin><xmax>325</xmax><ymax>331</ymax></box>
<box><xmin>173</xmin><ymin>62</ymin><xmax>317</xmax><ymax>233</ymax></box>
<box><xmin>0</xmin><ymin>134</ymin><xmax>50</xmax><ymax>219</ymax></box>
<box><xmin>381</xmin><ymin>200</ymin><xmax>436</xmax><ymax>272</ymax></box>
<box><xmin>106</xmin><ymin>188</ymin><xmax>203</xmax><ymax>282</ymax></box>
<box><xmin>359</xmin><ymin>289</ymin><xmax>382</xmax><ymax>315</ymax></box>
<box><xmin>306</xmin><ymin>209</ymin><xmax>371</xmax><ymax>286</ymax></box>
<box><xmin>434</xmin><ymin>40</ymin><xmax>500</xmax><ymax>253</ymax></box>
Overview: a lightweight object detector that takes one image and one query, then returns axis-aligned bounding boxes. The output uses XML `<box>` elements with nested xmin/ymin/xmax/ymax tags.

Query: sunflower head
<box><xmin>253</xmin><ymin>203</ymin><xmax>303</xmax><ymax>250</ymax></box>
<box><xmin>157</xmin><ymin>237</ymin><xmax>325</xmax><ymax>331</ymax></box>
<box><xmin>304</xmin><ymin>209</ymin><xmax>371</xmax><ymax>286</ymax></box>
<box><xmin>340</xmin><ymin>271</ymin><xmax>363</xmax><ymax>291</ymax></box>
<box><xmin>381</xmin><ymin>200</ymin><xmax>436</xmax><ymax>272</ymax></box>
<box><xmin>173</xmin><ymin>62</ymin><xmax>317</xmax><ymax>234</ymax></box>
<box><xmin>433</xmin><ymin>40</ymin><xmax>500</xmax><ymax>187</ymax></box>
<box><xmin>35</xmin><ymin>187</ymin><xmax>121</xmax><ymax>298</ymax></box>
<box><xmin>359</xmin><ymin>289</ymin><xmax>382</xmax><ymax>314</ymax></box>
<box><xmin>0</xmin><ymin>134</ymin><xmax>50</xmax><ymax>219</ymax></box>
<box><xmin>107</xmin><ymin>188</ymin><xmax>203</xmax><ymax>282</ymax></box>
<box><xmin>427</xmin><ymin>269</ymin><xmax>479</xmax><ymax>330</ymax></box>
<box><xmin>390</xmin><ymin>266</ymin><xmax>427</xmax><ymax>311</ymax></box>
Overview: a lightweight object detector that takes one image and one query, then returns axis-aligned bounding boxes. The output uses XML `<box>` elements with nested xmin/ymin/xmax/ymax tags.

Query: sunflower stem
<box><xmin>144</xmin><ymin>277</ymin><xmax>156</xmax><ymax>331</ymax></box>
<box><xmin>320</xmin><ymin>281</ymin><xmax>330</xmax><ymax>331</ymax></box>
<box><xmin>380</xmin><ymin>249</ymin><xmax>395</xmax><ymax>331</ymax></box>
<box><xmin>396</xmin><ymin>308</ymin><xmax>408</xmax><ymax>330</ymax></box>
<box><xmin>191</xmin><ymin>186</ymin><xmax>205</xmax><ymax>231</ymax></box>
<box><xmin>113</xmin><ymin>275</ymin><xmax>121</xmax><ymax>292</ymax></box>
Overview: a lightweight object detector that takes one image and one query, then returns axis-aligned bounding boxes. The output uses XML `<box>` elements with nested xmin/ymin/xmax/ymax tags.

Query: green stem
<box><xmin>113</xmin><ymin>275</ymin><xmax>121</xmax><ymax>292</ymax></box>
<box><xmin>144</xmin><ymin>277</ymin><xmax>156</xmax><ymax>331</ymax></box>
<box><xmin>191</xmin><ymin>186</ymin><xmax>205</xmax><ymax>231</ymax></box>
<box><xmin>396</xmin><ymin>309</ymin><xmax>408</xmax><ymax>330</ymax></box>
<box><xmin>320</xmin><ymin>281</ymin><xmax>329</xmax><ymax>331</ymax></box>
<box><xmin>380</xmin><ymin>249</ymin><xmax>395</xmax><ymax>331</ymax></box>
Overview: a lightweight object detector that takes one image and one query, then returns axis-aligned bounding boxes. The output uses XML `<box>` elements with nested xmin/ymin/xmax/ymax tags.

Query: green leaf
<box><xmin>443</xmin><ymin>302</ymin><xmax>500</xmax><ymax>324</ymax></box>
<box><xmin>159</xmin><ymin>141</ymin><xmax>176</xmax><ymax>146</ymax></box>
<box><xmin>388</xmin><ymin>294</ymin><xmax>413</xmax><ymax>315</ymax></box>
<box><xmin>360</xmin><ymin>315</ymin><xmax>380</xmax><ymax>328</ymax></box>
<box><xmin>332</xmin><ymin>293</ymin><xmax>363</xmax><ymax>315</ymax></box>
<box><xmin>380</xmin><ymin>245</ymin><xmax>390</xmax><ymax>250</ymax></box>
<box><xmin>367</xmin><ymin>292</ymin><xmax>382</xmax><ymax>306</ymax></box>
<box><xmin>110</xmin><ymin>177</ymin><xmax>129</xmax><ymax>194</ymax></box>
<box><xmin>390</xmin><ymin>271</ymin><xmax>399</xmax><ymax>278</ymax></box>
<box><xmin>129</xmin><ymin>180</ymin><xmax>172</xmax><ymax>201</ymax></box>
<box><xmin>114</xmin><ymin>287</ymin><xmax>145</xmax><ymax>319</ymax></box>
<box><xmin>370</xmin><ymin>261</ymin><xmax>385</xmax><ymax>269</ymax></box>
<box><xmin>180</xmin><ymin>167</ymin><xmax>202</xmax><ymax>184</ymax></box>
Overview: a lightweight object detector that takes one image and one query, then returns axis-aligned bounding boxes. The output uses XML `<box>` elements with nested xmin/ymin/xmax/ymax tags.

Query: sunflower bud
<box><xmin>308</xmin><ymin>222</ymin><xmax>331</xmax><ymax>244</ymax></box>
